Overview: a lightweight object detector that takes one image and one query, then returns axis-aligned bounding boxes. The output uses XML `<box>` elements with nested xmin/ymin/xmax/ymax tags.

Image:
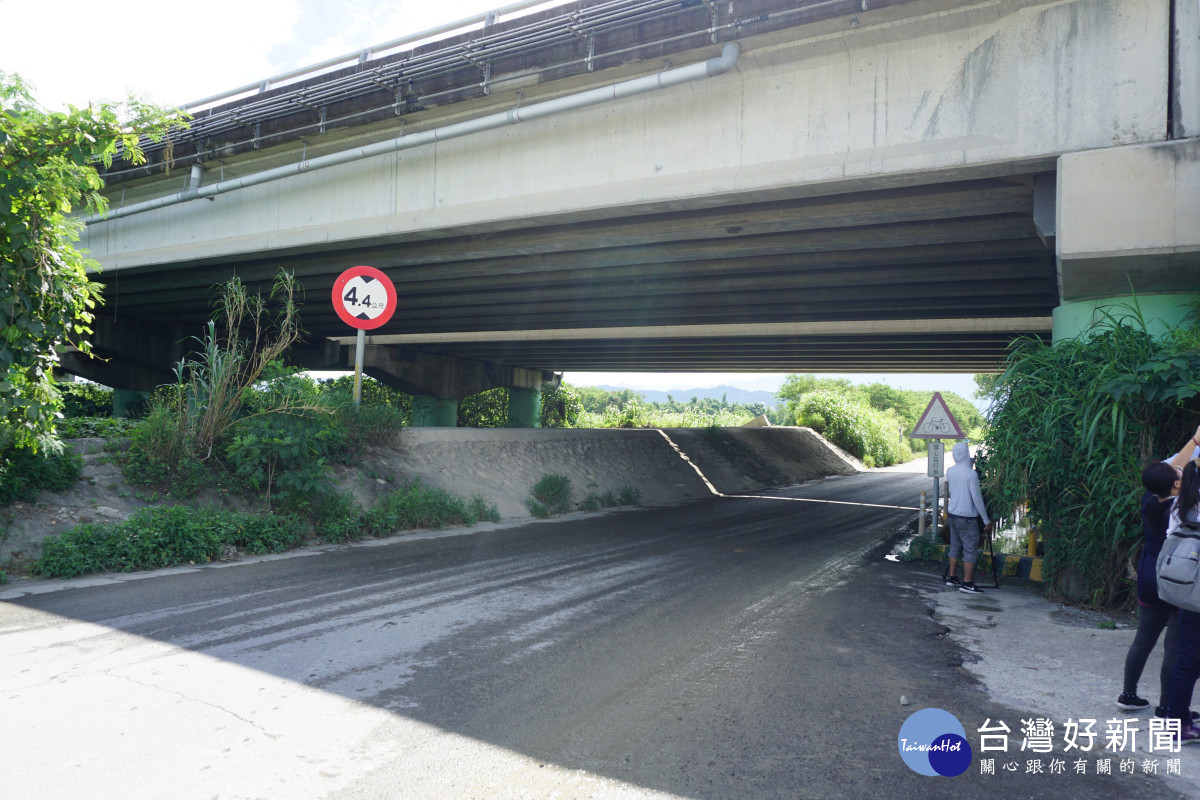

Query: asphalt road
<box><xmin>0</xmin><ymin>472</ymin><xmax>1186</xmax><ymax>799</ymax></box>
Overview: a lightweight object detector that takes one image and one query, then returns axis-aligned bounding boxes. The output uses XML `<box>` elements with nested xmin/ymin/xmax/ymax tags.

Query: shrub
<box><xmin>60</xmin><ymin>383</ymin><xmax>113</xmax><ymax>418</ymax></box>
<box><xmin>312</xmin><ymin>490</ymin><xmax>366</xmax><ymax>543</ymax></box>
<box><xmin>122</xmin><ymin>399</ymin><xmax>207</xmax><ymax>496</ymax></box>
<box><xmin>58</xmin><ymin>416</ymin><xmax>137</xmax><ymax>439</ymax></box>
<box><xmin>795</xmin><ymin>390</ymin><xmax>906</xmax><ymax>467</ymax></box>
<box><xmin>334</xmin><ymin>402</ymin><xmax>408</xmax><ymax>457</ymax></box>
<box><xmin>32</xmin><ymin>506</ymin><xmax>306</xmax><ymax>578</ymax></box>
<box><xmin>579</xmin><ymin>485</ymin><xmax>640</xmax><ymax>512</ymax></box>
<box><xmin>366</xmin><ymin>480</ymin><xmax>496</xmax><ymax>534</ymax></box>
<box><xmin>981</xmin><ymin>305</ymin><xmax>1200</xmax><ymax>607</ymax></box>
<box><xmin>0</xmin><ymin>436</ymin><xmax>82</xmax><ymax>506</ymax></box>
<box><xmin>541</xmin><ymin>383</ymin><xmax>583</xmax><ymax>428</ymax></box>
<box><xmin>224</xmin><ymin>409</ymin><xmax>344</xmax><ymax>508</ymax></box>
<box><xmin>34</xmin><ymin>507</ymin><xmax>223</xmax><ymax>577</ymax></box>
<box><xmin>458</xmin><ymin>388</ymin><xmax>508</xmax><ymax>428</ymax></box>
<box><xmin>528</xmin><ymin>473</ymin><xmax>572</xmax><ymax>518</ymax></box>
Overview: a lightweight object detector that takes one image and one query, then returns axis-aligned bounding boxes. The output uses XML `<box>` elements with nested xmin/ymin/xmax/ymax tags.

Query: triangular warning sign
<box><xmin>909</xmin><ymin>392</ymin><xmax>966</xmax><ymax>439</ymax></box>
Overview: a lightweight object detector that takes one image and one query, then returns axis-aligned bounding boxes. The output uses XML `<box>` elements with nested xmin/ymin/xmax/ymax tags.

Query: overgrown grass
<box><xmin>528</xmin><ymin>473</ymin><xmax>573</xmax><ymax>518</ymax></box>
<box><xmin>32</xmin><ymin>480</ymin><xmax>502</xmax><ymax>577</ymax></box>
<box><xmin>576</xmin><ymin>399</ymin><xmax>754</xmax><ymax>428</ymax></box>
<box><xmin>981</xmin><ymin>303</ymin><xmax>1200</xmax><ymax>607</ymax></box>
<box><xmin>579</xmin><ymin>485</ymin><xmax>641</xmax><ymax>512</ymax></box>
<box><xmin>793</xmin><ymin>390</ymin><xmax>910</xmax><ymax>467</ymax></box>
<box><xmin>32</xmin><ymin>507</ymin><xmax>305</xmax><ymax>578</ymax></box>
<box><xmin>0</xmin><ymin>438</ymin><xmax>82</xmax><ymax>507</ymax></box>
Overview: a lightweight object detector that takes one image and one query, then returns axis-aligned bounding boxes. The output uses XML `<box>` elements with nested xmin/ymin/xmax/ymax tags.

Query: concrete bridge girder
<box><xmin>65</xmin><ymin>0</ymin><xmax>1200</xmax><ymax>388</ymax></box>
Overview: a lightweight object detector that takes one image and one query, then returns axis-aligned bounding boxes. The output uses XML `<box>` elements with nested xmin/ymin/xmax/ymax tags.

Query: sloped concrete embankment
<box><xmin>2</xmin><ymin>427</ymin><xmax>861</xmax><ymax>561</ymax></box>
<box><xmin>342</xmin><ymin>426</ymin><xmax>862</xmax><ymax>520</ymax></box>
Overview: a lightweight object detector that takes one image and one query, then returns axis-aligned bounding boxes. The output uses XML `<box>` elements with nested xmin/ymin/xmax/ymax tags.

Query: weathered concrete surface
<box><xmin>1056</xmin><ymin>139</ymin><xmax>1200</xmax><ymax>302</ymax></box>
<box><xmin>0</xmin><ymin>427</ymin><xmax>859</xmax><ymax>561</ymax></box>
<box><xmin>81</xmin><ymin>0</ymin><xmax>1167</xmax><ymax>269</ymax></box>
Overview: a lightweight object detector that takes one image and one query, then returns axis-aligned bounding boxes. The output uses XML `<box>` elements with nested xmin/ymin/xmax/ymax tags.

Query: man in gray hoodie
<box><xmin>945</xmin><ymin>441</ymin><xmax>994</xmax><ymax>594</ymax></box>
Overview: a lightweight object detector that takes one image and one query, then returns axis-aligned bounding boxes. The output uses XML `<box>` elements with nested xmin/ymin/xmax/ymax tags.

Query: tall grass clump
<box><xmin>981</xmin><ymin>304</ymin><xmax>1200</xmax><ymax>607</ymax></box>
<box><xmin>365</xmin><ymin>480</ymin><xmax>501</xmax><ymax>535</ymax></box>
<box><xmin>528</xmin><ymin>473</ymin><xmax>573</xmax><ymax>517</ymax></box>
<box><xmin>794</xmin><ymin>390</ymin><xmax>908</xmax><ymax>467</ymax></box>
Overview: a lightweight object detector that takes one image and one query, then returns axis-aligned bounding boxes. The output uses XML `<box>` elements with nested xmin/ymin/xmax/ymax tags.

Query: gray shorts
<box><xmin>948</xmin><ymin>515</ymin><xmax>981</xmax><ymax>563</ymax></box>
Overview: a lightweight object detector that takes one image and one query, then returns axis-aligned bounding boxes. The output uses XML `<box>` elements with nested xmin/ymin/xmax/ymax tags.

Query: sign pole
<box><xmin>909</xmin><ymin>394</ymin><xmax>963</xmax><ymax>546</ymax></box>
<box><xmin>331</xmin><ymin>265</ymin><xmax>397</xmax><ymax>410</ymax></box>
<box><xmin>353</xmin><ymin>329</ymin><xmax>366</xmax><ymax>408</ymax></box>
<box><xmin>927</xmin><ymin>440</ymin><xmax>945</xmax><ymax>542</ymax></box>
<box><xmin>932</xmin><ymin>475</ymin><xmax>940</xmax><ymax>543</ymax></box>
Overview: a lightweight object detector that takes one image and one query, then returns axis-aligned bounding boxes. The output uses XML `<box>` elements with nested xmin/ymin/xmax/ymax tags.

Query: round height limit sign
<box><xmin>333</xmin><ymin>266</ymin><xmax>396</xmax><ymax>407</ymax></box>
<box><xmin>332</xmin><ymin>265</ymin><xmax>396</xmax><ymax>330</ymax></box>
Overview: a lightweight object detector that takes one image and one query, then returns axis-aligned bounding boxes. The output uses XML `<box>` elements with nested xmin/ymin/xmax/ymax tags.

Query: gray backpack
<box><xmin>1157</xmin><ymin>521</ymin><xmax>1200</xmax><ymax>612</ymax></box>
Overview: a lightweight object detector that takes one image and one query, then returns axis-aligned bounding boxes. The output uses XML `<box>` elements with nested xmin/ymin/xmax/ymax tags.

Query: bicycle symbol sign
<box><xmin>332</xmin><ymin>266</ymin><xmax>396</xmax><ymax>330</ymax></box>
<box><xmin>909</xmin><ymin>392</ymin><xmax>966</xmax><ymax>440</ymax></box>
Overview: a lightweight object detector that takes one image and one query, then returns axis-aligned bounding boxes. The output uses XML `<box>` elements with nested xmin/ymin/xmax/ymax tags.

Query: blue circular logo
<box><xmin>898</xmin><ymin>708</ymin><xmax>972</xmax><ymax>776</ymax></box>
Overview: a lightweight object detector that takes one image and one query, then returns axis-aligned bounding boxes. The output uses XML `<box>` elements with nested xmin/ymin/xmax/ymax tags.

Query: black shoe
<box><xmin>1154</xmin><ymin>705</ymin><xmax>1200</xmax><ymax>721</ymax></box>
<box><xmin>944</xmin><ymin>575</ymin><xmax>961</xmax><ymax>587</ymax></box>
<box><xmin>959</xmin><ymin>582</ymin><xmax>984</xmax><ymax>594</ymax></box>
<box><xmin>1117</xmin><ymin>693</ymin><xmax>1150</xmax><ymax>711</ymax></box>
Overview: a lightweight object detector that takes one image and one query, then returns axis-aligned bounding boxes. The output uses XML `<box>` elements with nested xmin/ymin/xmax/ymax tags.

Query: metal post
<box><xmin>353</xmin><ymin>329</ymin><xmax>365</xmax><ymax>408</ymax></box>
<box><xmin>918</xmin><ymin>491</ymin><xmax>927</xmax><ymax>539</ymax></box>
<box><xmin>932</xmin><ymin>476</ymin><xmax>941</xmax><ymax>543</ymax></box>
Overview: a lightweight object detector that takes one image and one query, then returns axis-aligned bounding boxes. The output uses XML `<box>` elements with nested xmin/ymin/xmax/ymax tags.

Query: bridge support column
<box><xmin>412</xmin><ymin>396</ymin><xmax>458</xmax><ymax>427</ymax></box>
<box><xmin>1053</xmin><ymin>294</ymin><xmax>1200</xmax><ymax>342</ymax></box>
<box><xmin>506</xmin><ymin>387</ymin><xmax>541</xmax><ymax>428</ymax></box>
<box><xmin>112</xmin><ymin>390</ymin><xmax>151</xmax><ymax>418</ymax></box>
<box><xmin>1054</xmin><ymin>139</ymin><xmax>1200</xmax><ymax>341</ymax></box>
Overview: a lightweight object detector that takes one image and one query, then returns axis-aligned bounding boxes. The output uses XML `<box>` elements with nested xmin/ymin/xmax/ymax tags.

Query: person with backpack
<box><xmin>1117</xmin><ymin>427</ymin><xmax>1200</xmax><ymax>716</ymax></box>
<box><xmin>1163</xmin><ymin>432</ymin><xmax>1200</xmax><ymax>745</ymax></box>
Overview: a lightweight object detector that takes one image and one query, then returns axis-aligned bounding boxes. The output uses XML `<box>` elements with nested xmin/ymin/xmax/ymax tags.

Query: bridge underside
<box><xmin>93</xmin><ymin>169</ymin><xmax>1054</xmax><ymax>378</ymax></box>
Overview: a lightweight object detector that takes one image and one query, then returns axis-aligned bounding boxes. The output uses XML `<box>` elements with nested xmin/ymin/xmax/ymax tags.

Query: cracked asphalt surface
<box><xmin>0</xmin><ymin>471</ymin><xmax>1188</xmax><ymax>799</ymax></box>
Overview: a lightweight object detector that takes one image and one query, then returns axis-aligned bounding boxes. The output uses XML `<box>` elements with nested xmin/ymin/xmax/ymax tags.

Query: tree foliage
<box><xmin>792</xmin><ymin>389</ymin><xmax>906</xmax><ymax>467</ymax></box>
<box><xmin>0</xmin><ymin>73</ymin><xmax>186</xmax><ymax>449</ymax></box>
<box><xmin>980</xmin><ymin>305</ymin><xmax>1200</xmax><ymax>607</ymax></box>
<box><xmin>777</xmin><ymin>374</ymin><xmax>986</xmax><ymax>447</ymax></box>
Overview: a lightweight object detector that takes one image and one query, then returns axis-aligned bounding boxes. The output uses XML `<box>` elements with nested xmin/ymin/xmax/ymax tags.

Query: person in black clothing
<box><xmin>1117</xmin><ymin>426</ymin><xmax>1200</xmax><ymax>715</ymax></box>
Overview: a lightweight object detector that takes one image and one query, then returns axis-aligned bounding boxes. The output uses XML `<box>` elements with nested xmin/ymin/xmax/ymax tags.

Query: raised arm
<box><xmin>1168</xmin><ymin>424</ymin><xmax>1200</xmax><ymax>471</ymax></box>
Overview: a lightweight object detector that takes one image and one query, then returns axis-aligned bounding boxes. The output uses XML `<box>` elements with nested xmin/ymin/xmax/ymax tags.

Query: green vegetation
<box><xmin>33</xmin><ymin>507</ymin><xmax>305</xmax><ymax>578</ymax></box>
<box><xmin>980</xmin><ymin>304</ymin><xmax>1200</xmax><ymax>607</ymax></box>
<box><xmin>771</xmin><ymin>375</ymin><xmax>988</xmax><ymax>467</ymax></box>
<box><xmin>0</xmin><ymin>73</ymin><xmax>185</xmax><ymax>451</ymax></box>
<box><xmin>528</xmin><ymin>474</ymin><xmax>573</xmax><ymax>518</ymax></box>
<box><xmin>0</xmin><ymin>428</ymin><xmax>82</xmax><ymax>506</ymax></box>
<box><xmin>574</xmin><ymin>387</ymin><xmax>767</xmax><ymax>428</ymax></box>
<box><xmin>790</xmin><ymin>390</ymin><xmax>907</xmax><ymax>468</ymax></box>
<box><xmin>456</xmin><ymin>383</ymin><xmax>583</xmax><ymax>428</ymax></box>
<box><xmin>579</xmin><ymin>485</ymin><xmax>642</xmax><ymax>512</ymax></box>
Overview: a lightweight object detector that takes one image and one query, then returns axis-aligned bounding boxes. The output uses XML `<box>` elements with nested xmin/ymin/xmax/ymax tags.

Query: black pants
<box><xmin>1123</xmin><ymin>603</ymin><xmax>1179</xmax><ymax>705</ymax></box>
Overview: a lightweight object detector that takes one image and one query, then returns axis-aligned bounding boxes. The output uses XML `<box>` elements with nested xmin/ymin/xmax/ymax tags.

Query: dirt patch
<box><xmin>1</xmin><ymin>426</ymin><xmax>860</xmax><ymax>564</ymax></box>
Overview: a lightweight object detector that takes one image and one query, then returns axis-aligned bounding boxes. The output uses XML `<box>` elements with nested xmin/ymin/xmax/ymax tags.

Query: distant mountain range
<box><xmin>594</xmin><ymin>384</ymin><xmax>781</xmax><ymax>408</ymax></box>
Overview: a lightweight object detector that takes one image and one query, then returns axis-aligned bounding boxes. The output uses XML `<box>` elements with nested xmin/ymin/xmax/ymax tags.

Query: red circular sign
<box><xmin>331</xmin><ymin>266</ymin><xmax>396</xmax><ymax>330</ymax></box>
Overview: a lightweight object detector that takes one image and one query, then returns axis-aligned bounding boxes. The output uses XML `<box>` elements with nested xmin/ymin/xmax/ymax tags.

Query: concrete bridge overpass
<box><xmin>70</xmin><ymin>0</ymin><xmax>1200</xmax><ymax>424</ymax></box>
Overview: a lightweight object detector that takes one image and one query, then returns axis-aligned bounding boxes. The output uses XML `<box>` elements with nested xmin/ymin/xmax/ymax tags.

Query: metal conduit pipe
<box><xmin>86</xmin><ymin>41</ymin><xmax>740</xmax><ymax>225</ymax></box>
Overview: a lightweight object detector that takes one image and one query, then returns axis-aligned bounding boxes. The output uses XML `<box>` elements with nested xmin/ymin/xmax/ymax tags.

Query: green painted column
<box><xmin>1052</xmin><ymin>294</ymin><xmax>1200</xmax><ymax>342</ymax></box>
<box><xmin>412</xmin><ymin>395</ymin><xmax>458</xmax><ymax>427</ymax></box>
<box><xmin>507</xmin><ymin>387</ymin><xmax>541</xmax><ymax>428</ymax></box>
<box><xmin>112</xmin><ymin>389</ymin><xmax>150</xmax><ymax>418</ymax></box>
